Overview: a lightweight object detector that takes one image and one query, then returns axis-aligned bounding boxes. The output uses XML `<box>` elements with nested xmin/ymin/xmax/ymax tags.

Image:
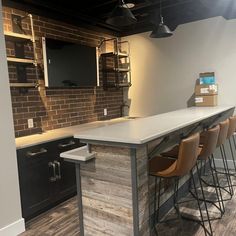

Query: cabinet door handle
<box><xmin>48</xmin><ymin>162</ymin><xmax>57</xmax><ymax>182</ymax></box>
<box><xmin>27</xmin><ymin>148</ymin><xmax>47</xmax><ymax>157</ymax></box>
<box><xmin>54</xmin><ymin>161</ymin><xmax>61</xmax><ymax>180</ymax></box>
<box><xmin>58</xmin><ymin>140</ymin><xmax>75</xmax><ymax>148</ymax></box>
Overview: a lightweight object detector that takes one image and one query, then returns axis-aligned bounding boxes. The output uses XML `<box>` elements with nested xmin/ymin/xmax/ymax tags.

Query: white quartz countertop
<box><xmin>74</xmin><ymin>106</ymin><xmax>235</xmax><ymax>145</ymax></box>
<box><xmin>15</xmin><ymin>117</ymin><xmax>131</xmax><ymax>149</ymax></box>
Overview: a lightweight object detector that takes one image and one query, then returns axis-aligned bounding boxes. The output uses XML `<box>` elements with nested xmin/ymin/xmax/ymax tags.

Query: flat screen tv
<box><xmin>42</xmin><ymin>37</ymin><xmax>99</xmax><ymax>88</ymax></box>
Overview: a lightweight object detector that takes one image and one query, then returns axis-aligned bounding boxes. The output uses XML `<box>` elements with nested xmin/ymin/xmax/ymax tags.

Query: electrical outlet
<box><xmin>28</xmin><ymin>118</ymin><xmax>34</xmax><ymax>128</ymax></box>
<box><xmin>104</xmin><ymin>108</ymin><xmax>107</xmax><ymax>116</ymax></box>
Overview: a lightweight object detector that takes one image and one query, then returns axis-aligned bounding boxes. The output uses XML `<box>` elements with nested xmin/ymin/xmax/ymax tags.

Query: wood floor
<box><xmin>20</xmin><ymin>174</ymin><xmax>236</xmax><ymax>236</ymax></box>
<box><xmin>20</xmin><ymin>197</ymin><xmax>80</xmax><ymax>236</ymax></box>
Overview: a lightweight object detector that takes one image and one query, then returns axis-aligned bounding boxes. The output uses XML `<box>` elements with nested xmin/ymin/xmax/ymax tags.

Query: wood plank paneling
<box><xmin>136</xmin><ymin>146</ymin><xmax>150</xmax><ymax>236</ymax></box>
<box><xmin>81</xmin><ymin>145</ymin><xmax>134</xmax><ymax>235</ymax></box>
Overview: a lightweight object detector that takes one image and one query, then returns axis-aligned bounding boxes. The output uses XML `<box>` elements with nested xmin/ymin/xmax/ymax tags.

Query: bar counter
<box><xmin>63</xmin><ymin>106</ymin><xmax>235</xmax><ymax>236</ymax></box>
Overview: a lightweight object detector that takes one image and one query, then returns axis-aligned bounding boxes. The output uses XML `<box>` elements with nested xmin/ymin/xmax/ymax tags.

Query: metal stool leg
<box><xmin>190</xmin><ymin>159</ymin><xmax>224</xmax><ymax>216</ymax></box>
<box><xmin>233</xmin><ymin>135</ymin><xmax>236</xmax><ymax>151</ymax></box>
<box><xmin>153</xmin><ymin>177</ymin><xmax>158</xmax><ymax>235</ymax></box>
<box><xmin>211</xmin><ymin>155</ymin><xmax>225</xmax><ymax>213</ymax></box>
<box><xmin>221</xmin><ymin>145</ymin><xmax>234</xmax><ymax>195</ymax></box>
<box><xmin>209</xmin><ymin>156</ymin><xmax>225</xmax><ymax>214</ymax></box>
<box><xmin>190</xmin><ymin>168</ymin><xmax>209</xmax><ymax>236</ymax></box>
<box><xmin>212</xmin><ymin>153</ymin><xmax>232</xmax><ymax>201</ymax></box>
<box><xmin>213</xmin><ymin>147</ymin><xmax>233</xmax><ymax>196</ymax></box>
<box><xmin>173</xmin><ymin>177</ymin><xmax>184</xmax><ymax>233</ymax></box>
<box><xmin>196</xmin><ymin>164</ymin><xmax>213</xmax><ymax>235</ymax></box>
<box><xmin>153</xmin><ymin>177</ymin><xmax>162</xmax><ymax>235</ymax></box>
<box><xmin>229</xmin><ymin>138</ymin><xmax>236</xmax><ymax>172</ymax></box>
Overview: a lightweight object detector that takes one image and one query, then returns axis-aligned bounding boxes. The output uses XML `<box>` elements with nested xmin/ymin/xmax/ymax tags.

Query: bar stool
<box><xmin>194</xmin><ymin>125</ymin><xmax>225</xmax><ymax>216</ymax></box>
<box><xmin>212</xmin><ymin>119</ymin><xmax>233</xmax><ymax>197</ymax></box>
<box><xmin>162</xmin><ymin>125</ymin><xmax>225</xmax><ymax>219</ymax></box>
<box><xmin>149</xmin><ymin>133</ymin><xmax>212</xmax><ymax>236</ymax></box>
<box><xmin>226</xmin><ymin>116</ymin><xmax>236</xmax><ymax>173</ymax></box>
<box><xmin>231</xmin><ymin>116</ymin><xmax>236</xmax><ymax>159</ymax></box>
<box><xmin>167</xmin><ymin>120</ymin><xmax>233</xmax><ymax>199</ymax></box>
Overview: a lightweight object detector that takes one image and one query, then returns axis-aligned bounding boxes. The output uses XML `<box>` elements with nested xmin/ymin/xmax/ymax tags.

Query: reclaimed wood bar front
<box><xmin>62</xmin><ymin>106</ymin><xmax>234</xmax><ymax>236</ymax></box>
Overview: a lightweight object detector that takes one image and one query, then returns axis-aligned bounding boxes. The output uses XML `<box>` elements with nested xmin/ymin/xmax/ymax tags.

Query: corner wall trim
<box><xmin>0</xmin><ymin>218</ymin><xmax>25</xmax><ymax>236</ymax></box>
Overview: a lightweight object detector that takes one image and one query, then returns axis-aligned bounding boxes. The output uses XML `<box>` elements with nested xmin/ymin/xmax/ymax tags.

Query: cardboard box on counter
<box><xmin>199</xmin><ymin>72</ymin><xmax>215</xmax><ymax>77</ymax></box>
<box><xmin>195</xmin><ymin>84</ymin><xmax>218</xmax><ymax>96</ymax></box>
<box><xmin>199</xmin><ymin>72</ymin><xmax>215</xmax><ymax>85</ymax></box>
<box><xmin>195</xmin><ymin>95</ymin><xmax>218</xmax><ymax>107</ymax></box>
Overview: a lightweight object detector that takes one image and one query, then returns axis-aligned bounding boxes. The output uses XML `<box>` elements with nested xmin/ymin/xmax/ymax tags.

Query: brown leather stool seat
<box><xmin>149</xmin><ymin>134</ymin><xmax>201</xmax><ymax>177</ymax></box>
<box><xmin>227</xmin><ymin>116</ymin><xmax>236</xmax><ymax>140</ymax></box>
<box><xmin>217</xmin><ymin>119</ymin><xmax>229</xmax><ymax>147</ymax></box>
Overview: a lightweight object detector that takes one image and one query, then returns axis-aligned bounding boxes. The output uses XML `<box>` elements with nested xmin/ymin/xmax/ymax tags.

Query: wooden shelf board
<box><xmin>10</xmin><ymin>83</ymin><xmax>36</xmax><ymax>88</ymax></box>
<box><xmin>103</xmin><ymin>68</ymin><xmax>130</xmax><ymax>72</ymax></box>
<box><xmin>7</xmin><ymin>57</ymin><xmax>35</xmax><ymax>64</ymax></box>
<box><xmin>104</xmin><ymin>82</ymin><xmax>131</xmax><ymax>88</ymax></box>
<box><xmin>4</xmin><ymin>31</ymin><xmax>33</xmax><ymax>41</ymax></box>
<box><xmin>117</xmin><ymin>83</ymin><xmax>132</xmax><ymax>87</ymax></box>
<box><xmin>117</xmin><ymin>68</ymin><xmax>130</xmax><ymax>72</ymax></box>
<box><xmin>101</xmin><ymin>52</ymin><xmax>129</xmax><ymax>58</ymax></box>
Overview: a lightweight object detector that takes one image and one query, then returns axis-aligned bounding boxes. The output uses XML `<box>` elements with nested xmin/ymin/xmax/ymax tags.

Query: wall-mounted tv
<box><xmin>42</xmin><ymin>37</ymin><xmax>99</xmax><ymax>88</ymax></box>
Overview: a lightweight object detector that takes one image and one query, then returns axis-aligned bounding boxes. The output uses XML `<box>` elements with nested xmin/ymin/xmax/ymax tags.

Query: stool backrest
<box><xmin>217</xmin><ymin>119</ymin><xmax>229</xmax><ymax>147</ymax></box>
<box><xmin>175</xmin><ymin>133</ymin><xmax>200</xmax><ymax>176</ymax></box>
<box><xmin>227</xmin><ymin>116</ymin><xmax>236</xmax><ymax>139</ymax></box>
<box><xmin>198</xmin><ymin>125</ymin><xmax>220</xmax><ymax>160</ymax></box>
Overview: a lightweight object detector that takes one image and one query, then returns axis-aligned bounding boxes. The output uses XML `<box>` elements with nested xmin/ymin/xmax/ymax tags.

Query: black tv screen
<box><xmin>42</xmin><ymin>37</ymin><xmax>98</xmax><ymax>87</ymax></box>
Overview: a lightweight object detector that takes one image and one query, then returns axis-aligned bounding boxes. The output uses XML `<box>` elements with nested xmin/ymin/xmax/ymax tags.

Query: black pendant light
<box><xmin>106</xmin><ymin>0</ymin><xmax>137</xmax><ymax>27</ymax></box>
<box><xmin>150</xmin><ymin>0</ymin><xmax>173</xmax><ymax>38</ymax></box>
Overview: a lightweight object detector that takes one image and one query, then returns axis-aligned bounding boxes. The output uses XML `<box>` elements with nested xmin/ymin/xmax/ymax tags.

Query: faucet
<box><xmin>120</xmin><ymin>102</ymin><xmax>130</xmax><ymax>117</ymax></box>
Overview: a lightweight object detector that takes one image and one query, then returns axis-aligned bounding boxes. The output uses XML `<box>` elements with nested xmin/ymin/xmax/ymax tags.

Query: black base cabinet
<box><xmin>17</xmin><ymin>137</ymin><xmax>84</xmax><ymax>221</ymax></box>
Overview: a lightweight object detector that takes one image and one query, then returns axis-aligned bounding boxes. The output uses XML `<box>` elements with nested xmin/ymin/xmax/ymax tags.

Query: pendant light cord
<box><xmin>160</xmin><ymin>0</ymin><xmax>163</xmax><ymax>23</ymax></box>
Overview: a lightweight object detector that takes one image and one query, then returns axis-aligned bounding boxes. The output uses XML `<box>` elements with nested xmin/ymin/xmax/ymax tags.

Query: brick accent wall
<box><xmin>2</xmin><ymin>6</ymin><xmax>124</xmax><ymax>137</ymax></box>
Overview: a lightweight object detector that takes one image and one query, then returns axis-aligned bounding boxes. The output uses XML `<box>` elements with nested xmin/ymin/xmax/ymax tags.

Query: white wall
<box><xmin>124</xmin><ymin>16</ymin><xmax>236</xmax><ymax>117</ymax></box>
<box><xmin>0</xmin><ymin>2</ymin><xmax>25</xmax><ymax>235</ymax></box>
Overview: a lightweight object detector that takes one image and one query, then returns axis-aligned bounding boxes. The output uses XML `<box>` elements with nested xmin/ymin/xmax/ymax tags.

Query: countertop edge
<box><xmin>15</xmin><ymin>117</ymin><xmax>130</xmax><ymax>149</ymax></box>
<box><xmin>74</xmin><ymin>106</ymin><xmax>235</xmax><ymax>145</ymax></box>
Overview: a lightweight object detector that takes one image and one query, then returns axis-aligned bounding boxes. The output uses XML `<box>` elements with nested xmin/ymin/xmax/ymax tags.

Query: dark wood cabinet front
<box><xmin>53</xmin><ymin>138</ymin><xmax>83</xmax><ymax>201</ymax></box>
<box><xmin>17</xmin><ymin>137</ymin><xmax>84</xmax><ymax>221</ymax></box>
<box><xmin>17</xmin><ymin>143</ymin><xmax>53</xmax><ymax>220</ymax></box>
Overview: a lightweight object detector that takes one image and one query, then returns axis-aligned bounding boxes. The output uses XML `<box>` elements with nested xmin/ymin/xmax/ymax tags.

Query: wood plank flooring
<box><xmin>20</xmin><ymin>174</ymin><xmax>236</xmax><ymax>236</ymax></box>
<box><xmin>20</xmin><ymin>197</ymin><xmax>80</xmax><ymax>236</ymax></box>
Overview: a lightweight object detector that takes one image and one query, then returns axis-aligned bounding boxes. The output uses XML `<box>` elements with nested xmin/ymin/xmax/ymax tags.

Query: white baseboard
<box><xmin>214</xmin><ymin>158</ymin><xmax>235</xmax><ymax>169</ymax></box>
<box><xmin>0</xmin><ymin>218</ymin><xmax>25</xmax><ymax>236</ymax></box>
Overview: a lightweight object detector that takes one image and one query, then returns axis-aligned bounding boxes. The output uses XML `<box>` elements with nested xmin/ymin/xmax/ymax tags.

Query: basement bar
<box><xmin>62</xmin><ymin>105</ymin><xmax>234</xmax><ymax>236</ymax></box>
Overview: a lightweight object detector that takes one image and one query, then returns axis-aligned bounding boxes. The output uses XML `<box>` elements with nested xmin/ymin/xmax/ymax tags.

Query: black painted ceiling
<box><xmin>3</xmin><ymin>0</ymin><xmax>236</xmax><ymax>36</ymax></box>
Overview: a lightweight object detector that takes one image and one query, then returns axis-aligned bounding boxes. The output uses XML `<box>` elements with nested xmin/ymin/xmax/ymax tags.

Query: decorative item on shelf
<box><xmin>150</xmin><ymin>0</ymin><xmax>173</xmax><ymax>38</ymax></box>
<box><xmin>106</xmin><ymin>0</ymin><xmax>137</xmax><ymax>26</ymax></box>
<box><xmin>4</xmin><ymin>13</ymin><xmax>39</xmax><ymax>93</ymax></box>
<box><xmin>195</xmin><ymin>72</ymin><xmax>218</xmax><ymax>107</ymax></box>
<box><xmin>99</xmin><ymin>38</ymin><xmax>132</xmax><ymax>90</ymax></box>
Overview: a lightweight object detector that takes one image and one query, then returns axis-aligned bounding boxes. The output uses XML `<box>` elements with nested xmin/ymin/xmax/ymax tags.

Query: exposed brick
<box><xmin>3</xmin><ymin>6</ymin><xmax>124</xmax><ymax>138</ymax></box>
